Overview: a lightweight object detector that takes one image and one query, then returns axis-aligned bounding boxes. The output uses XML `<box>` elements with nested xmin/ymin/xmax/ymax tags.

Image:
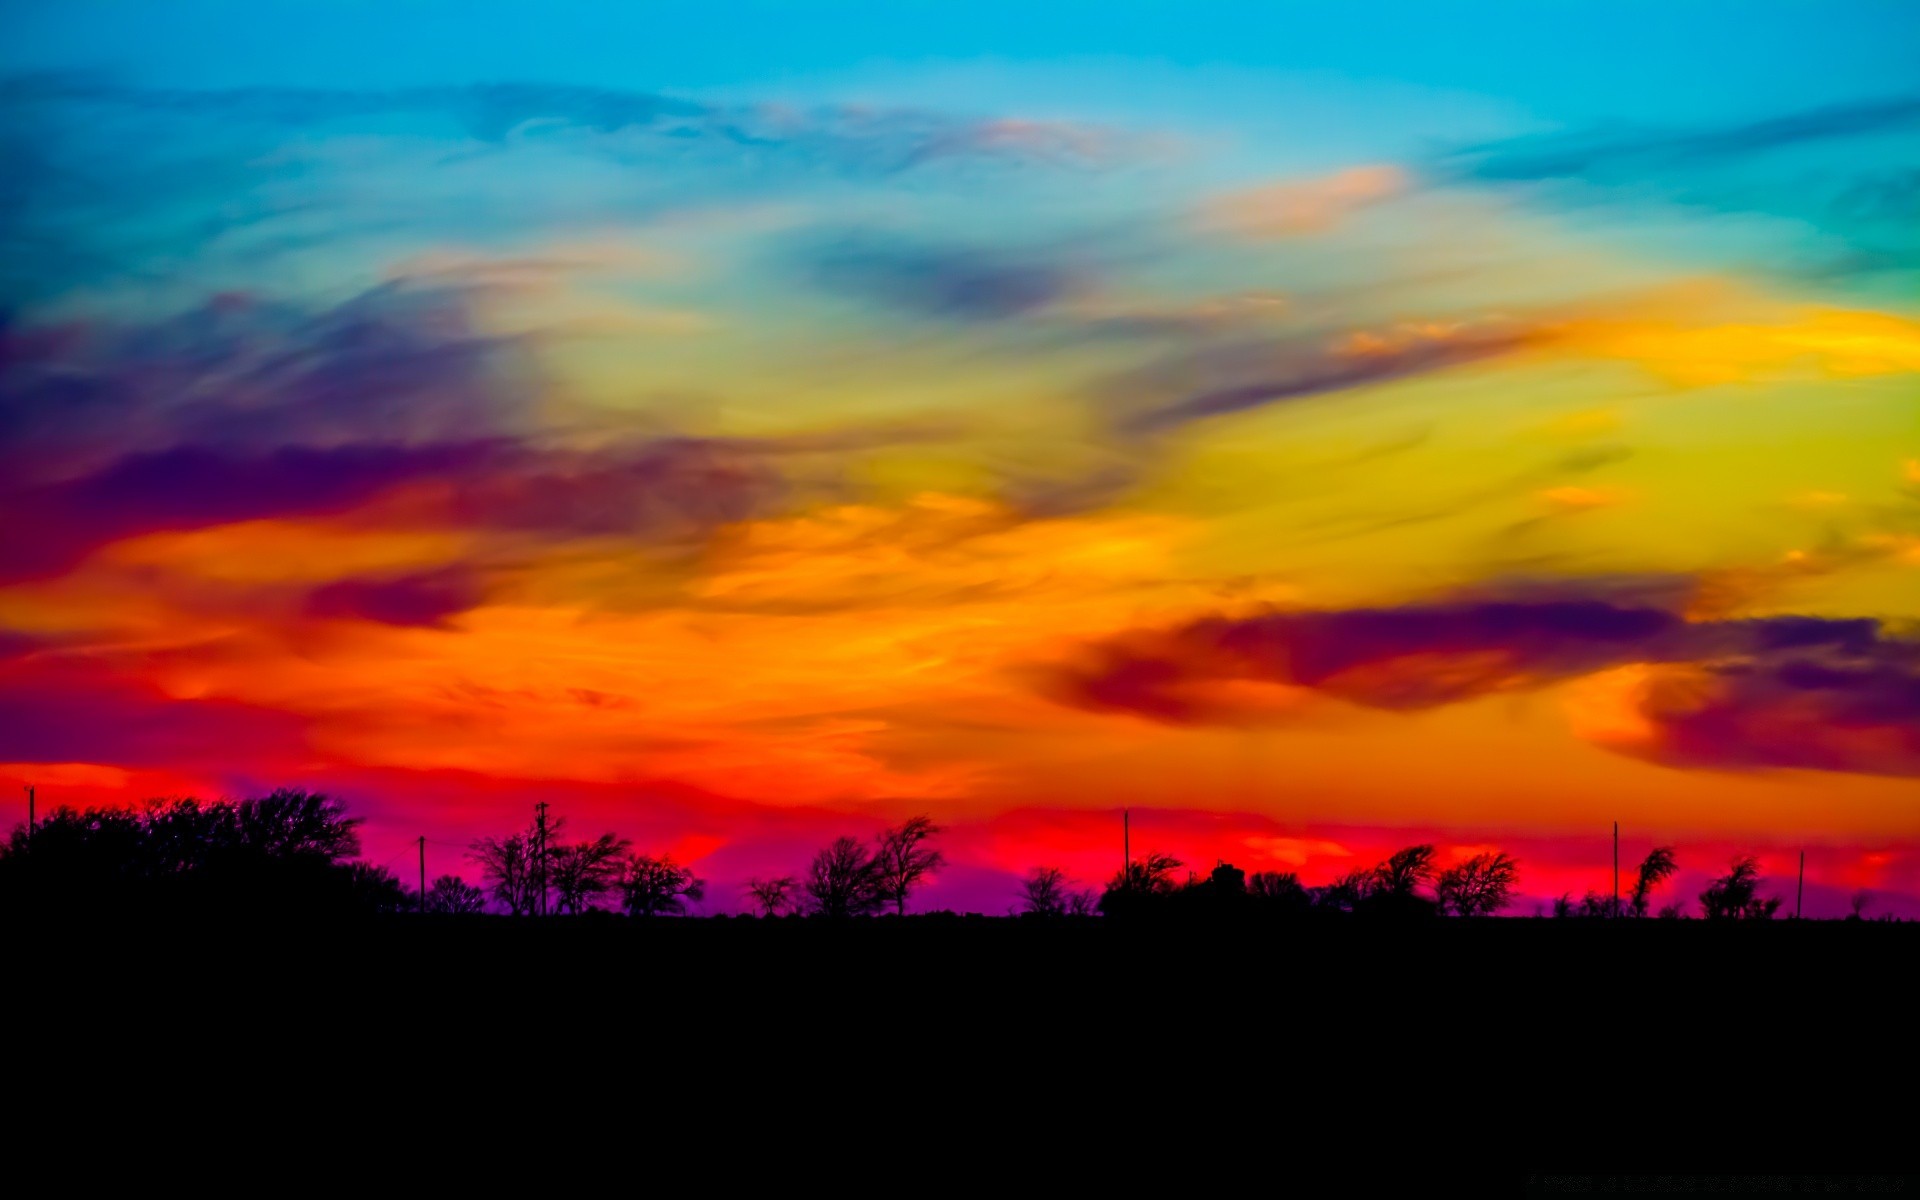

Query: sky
<box><xmin>3</xmin><ymin>1</ymin><xmax>1917</xmax><ymax>916</ymax></box>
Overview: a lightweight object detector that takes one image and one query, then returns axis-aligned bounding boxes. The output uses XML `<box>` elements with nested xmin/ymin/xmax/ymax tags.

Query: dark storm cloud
<box><xmin>1042</xmin><ymin>583</ymin><xmax>1920</xmax><ymax>777</ymax></box>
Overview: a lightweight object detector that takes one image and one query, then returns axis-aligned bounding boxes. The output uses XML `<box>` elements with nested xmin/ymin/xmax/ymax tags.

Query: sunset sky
<box><xmin>3</xmin><ymin>1</ymin><xmax>1917</xmax><ymax>915</ymax></box>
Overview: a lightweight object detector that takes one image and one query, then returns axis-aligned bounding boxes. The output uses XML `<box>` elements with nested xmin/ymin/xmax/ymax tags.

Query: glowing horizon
<box><xmin>3</xmin><ymin>1</ymin><xmax>1917</xmax><ymax>916</ymax></box>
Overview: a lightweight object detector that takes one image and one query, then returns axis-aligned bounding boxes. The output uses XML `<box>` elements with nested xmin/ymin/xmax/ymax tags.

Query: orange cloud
<box><xmin>1536</xmin><ymin>485</ymin><xmax>1628</xmax><ymax>511</ymax></box>
<box><xmin>1199</xmin><ymin>164</ymin><xmax>1411</xmax><ymax>237</ymax></box>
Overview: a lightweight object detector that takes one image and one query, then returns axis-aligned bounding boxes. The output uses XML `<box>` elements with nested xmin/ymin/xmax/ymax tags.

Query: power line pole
<box><xmin>418</xmin><ymin>835</ymin><xmax>427</xmax><ymax>914</ymax></box>
<box><xmin>1612</xmin><ymin>821</ymin><xmax>1619</xmax><ymax>918</ymax></box>
<box><xmin>534</xmin><ymin>801</ymin><xmax>551</xmax><ymax>918</ymax></box>
<box><xmin>1797</xmin><ymin>850</ymin><xmax>1805</xmax><ymax>920</ymax></box>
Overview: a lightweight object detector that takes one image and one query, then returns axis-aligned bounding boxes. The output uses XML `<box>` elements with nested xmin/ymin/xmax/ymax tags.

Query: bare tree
<box><xmin>1248</xmin><ymin>870</ymin><xmax>1306</xmax><ymax>902</ymax></box>
<box><xmin>234</xmin><ymin>789</ymin><xmax>364</xmax><ymax>861</ymax></box>
<box><xmin>470</xmin><ymin>832</ymin><xmax>540</xmax><ymax>916</ymax></box>
<box><xmin>1629</xmin><ymin>846</ymin><xmax>1678</xmax><ymax>918</ymax></box>
<box><xmin>806</xmin><ymin>836</ymin><xmax>886</xmax><ymax>917</ymax></box>
<box><xmin>745</xmin><ymin>875</ymin><xmax>798</xmax><ymax>917</ymax></box>
<box><xmin>1316</xmin><ymin>868</ymin><xmax>1376</xmax><ymax>912</ymax></box>
<box><xmin>347</xmin><ymin>862</ymin><xmax>410</xmax><ymax>912</ymax></box>
<box><xmin>1700</xmin><ymin>855</ymin><xmax>1781</xmax><ymax>920</ymax></box>
<box><xmin>549</xmin><ymin>831</ymin><xmax>632</xmax><ymax>914</ymax></box>
<box><xmin>1108</xmin><ymin>851</ymin><xmax>1184</xmax><ymax>895</ymax></box>
<box><xmin>873</xmin><ymin>815</ymin><xmax>945</xmax><ymax>916</ymax></box>
<box><xmin>1578</xmin><ymin>890</ymin><xmax>1620</xmax><ymax>919</ymax></box>
<box><xmin>1020</xmin><ymin>866</ymin><xmax>1074</xmax><ymax>916</ymax></box>
<box><xmin>425</xmin><ymin>874</ymin><xmax>487</xmax><ymax>914</ymax></box>
<box><xmin>1436</xmin><ymin>851</ymin><xmax>1519</xmax><ymax>917</ymax></box>
<box><xmin>1849</xmin><ymin>889</ymin><xmax>1872</xmax><ymax>920</ymax></box>
<box><xmin>622</xmin><ymin>853</ymin><xmax>704</xmax><ymax>917</ymax></box>
<box><xmin>1373</xmin><ymin>844</ymin><xmax>1438</xmax><ymax>899</ymax></box>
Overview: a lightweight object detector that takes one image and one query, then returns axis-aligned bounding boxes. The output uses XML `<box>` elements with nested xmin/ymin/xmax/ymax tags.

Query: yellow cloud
<box><xmin>1561</xmin><ymin>307</ymin><xmax>1920</xmax><ymax>386</ymax></box>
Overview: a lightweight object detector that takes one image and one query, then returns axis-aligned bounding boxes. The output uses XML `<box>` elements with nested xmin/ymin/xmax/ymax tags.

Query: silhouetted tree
<box><xmin>745</xmin><ymin>875</ymin><xmax>798</xmax><ymax>917</ymax></box>
<box><xmin>1552</xmin><ymin>893</ymin><xmax>1575</xmax><ymax>919</ymax></box>
<box><xmin>469</xmin><ymin>832</ymin><xmax>540</xmax><ymax>915</ymax></box>
<box><xmin>622</xmin><ymin>854</ymin><xmax>704</xmax><ymax>917</ymax></box>
<box><xmin>1373</xmin><ymin>844</ymin><xmax>1438</xmax><ymax>898</ymax></box>
<box><xmin>425</xmin><ymin>874</ymin><xmax>487</xmax><ymax>914</ymax></box>
<box><xmin>1248</xmin><ymin>870</ymin><xmax>1304</xmax><ymax>900</ymax></box>
<box><xmin>1109</xmin><ymin>852</ymin><xmax>1183</xmax><ymax>895</ymax></box>
<box><xmin>1247</xmin><ymin>870</ymin><xmax>1311</xmax><ymax>914</ymax></box>
<box><xmin>1656</xmin><ymin>902</ymin><xmax>1686</xmax><ymax>919</ymax></box>
<box><xmin>234</xmin><ymin>790</ymin><xmax>363</xmax><ymax>860</ymax></box>
<box><xmin>1849</xmin><ymin>889</ymin><xmax>1872</xmax><ymax>921</ymax></box>
<box><xmin>1436</xmin><ymin>851</ymin><xmax>1518</xmax><ymax>917</ymax></box>
<box><xmin>1629</xmin><ymin>846</ymin><xmax>1678</xmax><ymax>918</ymax></box>
<box><xmin>0</xmin><ymin>792</ymin><xmax>374</xmax><ymax>912</ymax></box>
<box><xmin>1577</xmin><ymin>890</ymin><xmax>1620</xmax><ymax>919</ymax></box>
<box><xmin>873</xmin><ymin>815</ymin><xmax>945</xmax><ymax>916</ymax></box>
<box><xmin>806</xmin><ymin>836</ymin><xmax>886</xmax><ymax>917</ymax></box>
<box><xmin>1098</xmin><ymin>852</ymin><xmax>1184</xmax><ymax>917</ymax></box>
<box><xmin>1699</xmin><ymin>855</ymin><xmax>1780</xmax><ymax>920</ymax></box>
<box><xmin>1336</xmin><ymin>844</ymin><xmax>1441</xmax><ymax>916</ymax></box>
<box><xmin>348</xmin><ymin>862</ymin><xmax>410</xmax><ymax>912</ymax></box>
<box><xmin>1315</xmin><ymin>868</ymin><xmax>1375</xmax><ymax>913</ymax></box>
<box><xmin>550</xmin><ymin>832</ymin><xmax>632</xmax><ymax>914</ymax></box>
<box><xmin>1019</xmin><ymin>866</ymin><xmax>1080</xmax><ymax>916</ymax></box>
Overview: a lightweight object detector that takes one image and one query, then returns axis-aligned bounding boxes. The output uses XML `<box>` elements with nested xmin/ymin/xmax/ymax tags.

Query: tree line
<box><xmin>0</xmin><ymin>790</ymin><xmax>1863</xmax><ymax>922</ymax></box>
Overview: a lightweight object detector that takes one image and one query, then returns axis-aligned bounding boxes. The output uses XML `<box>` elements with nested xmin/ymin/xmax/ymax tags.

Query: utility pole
<box><xmin>418</xmin><ymin>835</ymin><xmax>428</xmax><ymax>914</ymax></box>
<box><xmin>1797</xmin><ymin>850</ymin><xmax>1805</xmax><ymax>920</ymax></box>
<box><xmin>534</xmin><ymin>801</ymin><xmax>551</xmax><ymax>918</ymax></box>
<box><xmin>1612</xmin><ymin>821</ymin><xmax>1619</xmax><ymax>917</ymax></box>
<box><xmin>1123</xmin><ymin>809</ymin><xmax>1131</xmax><ymax>889</ymax></box>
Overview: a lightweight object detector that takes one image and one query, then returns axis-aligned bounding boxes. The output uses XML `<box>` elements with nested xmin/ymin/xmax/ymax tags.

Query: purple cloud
<box><xmin>1044</xmin><ymin>584</ymin><xmax>1920</xmax><ymax>776</ymax></box>
<box><xmin>303</xmin><ymin>567</ymin><xmax>484</xmax><ymax>628</ymax></box>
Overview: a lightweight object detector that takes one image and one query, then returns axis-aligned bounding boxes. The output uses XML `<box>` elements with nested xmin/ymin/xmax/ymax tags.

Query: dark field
<box><xmin>10</xmin><ymin>913</ymin><xmax>1912</xmax><ymax>1187</ymax></box>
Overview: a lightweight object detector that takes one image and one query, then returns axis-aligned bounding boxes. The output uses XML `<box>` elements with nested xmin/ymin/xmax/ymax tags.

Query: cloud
<box><xmin>1571</xmin><ymin>653</ymin><xmax>1920</xmax><ymax>778</ymax></box>
<box><xmin>303</xmin><ymin>566</ymin><xmax>485</xmax><ymax>628</ymax></box>
<box><xmin>5</xmin><ymin>75</ymin><xmax>1138</xmax><ymax>174</ymax></box>
<box><xmin>0</xmin><ymin>441</ymin><xmax>501</xmax><ymax>582</ymax></box>
<box><xmin>1198</xmin><ymin>164</ymin><xmax>1410</xmax><ymax>238</ymax></box>
<box><xmin>1434</xmin><ymin>93</ymin><xmax>1920</xmax><ymax>275</ymax></box>
<box><xmin>804</xmin><ymin>236</ymin><xmax>1086</xmax><ymax>321</ymax></box>
<box><xmin>0</xmin><ymin>281</ymin><xmax>798</xmax><ymax>581</ymax></box>
<box><xmin>0</xmin><ymin>283</ymin><xmax>531</xmax><ymax>482</ymax></box>
<box><xmin>1446</xmin><ymin>94</ymin><xmax>1920</xmax><ymax>184</ymax></box>
<box><xmin>0</xmin><ymin>658</ymin><xmax>304</xmax><ymax>768</ymax></box>
<box><xmin>1</xmin><ymin>436</ymin><xmax>787</xmax><ymax>583</ymax></box>
<box><xmin>1043</xmin><ymin>583</ymin><xmax>1920</xmax><ymax>776</ymax></box>
<box><xmin>1115</xmin><ymin>317</ymin><xmax>1542</xmax><ymax>436</ymax></box>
